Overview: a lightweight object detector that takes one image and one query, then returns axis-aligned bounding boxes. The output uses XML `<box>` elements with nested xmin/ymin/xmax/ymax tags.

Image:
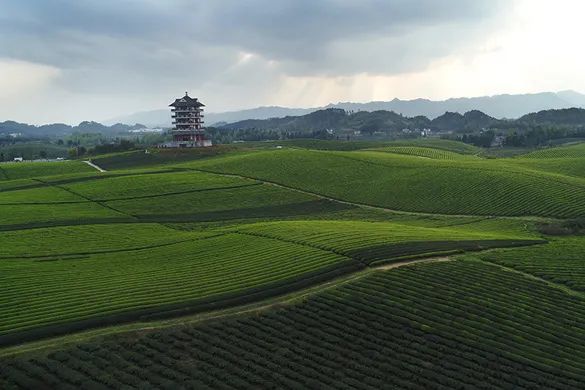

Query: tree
<box><xmin>39</xmin><ymin>150</ymin><xmax>47</xmax><ymax>159</ymax></box>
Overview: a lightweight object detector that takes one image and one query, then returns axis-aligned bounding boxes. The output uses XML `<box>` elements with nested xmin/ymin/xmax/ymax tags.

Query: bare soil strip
<box><xmin>84</xmin><ymin>160</ymin><xmax>107</xmax><ymax>172</ymax></box>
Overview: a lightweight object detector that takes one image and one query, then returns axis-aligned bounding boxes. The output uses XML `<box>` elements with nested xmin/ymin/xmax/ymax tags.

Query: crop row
<box><xmin>508</xmin><ymin>156</ymin><xmax>585</xmax><ymax>179</ymax></box>
<box><xmin>0</xmin><ymin>223</ymin><xmax>210</xmax><ymax>259</ymax></box>
<box><xmin>384</xmin><ymin>138</ymin><xmax>481</xmax><ymax>154</ymax></box>
<box><xmin>368</xmin><ymin>146</ymin><xmax>475</xmax><ymax>160</ymax></box>
<box><xmin>0</xmin><ymin>161</ymin><xmax>94</xmax><ymax>180</ymax></box>
<box><xmin>521</xmin><ymin>143</ymin><xmax>585</xmax><ymax>159</ymax></box>
<box><xmin>0</xmin><ymin>202</ymin><xmax>127</xmax><ymax>229</ymax></box>
<box><xmin>0</xmin><ymin>185</ymin><xmax>86</xmax><ymax>204</ymax></box>
<box><xmin>3</xmin><ymin>259</ymin><xmax>584</xmax><ymax>389</ymax></box>
<box><xmin>191</xmin><ymin>149</ymin><xmax>585</xmax><ymax>218</ymax></box>
<box><xmin>0</xmin><ymin>174</ymin><xmax>347</xmax><ymax>229</ymax></box>
<box><xmin>60</xmin><ymin>169</ymin><xmax>253</xmax><ymax>200</ymax></box>
<box><xmin>0</xmin><ymin>233</ymin><xmax>354</xmax><ymax>342</ymax></box>
<box><xmin>231</xmin><ymin>220</ymin><xmax>539</xmax><ymax>265</ymax></box>
<box><xmin>479</xmin><ymin>236</ymin><xmax>585</xmax><ymax>291</ymax></box>
<box><xmin>104</xmin><ymin>182</ymin><xmax>317</xmax><ymax>217</ymax></box>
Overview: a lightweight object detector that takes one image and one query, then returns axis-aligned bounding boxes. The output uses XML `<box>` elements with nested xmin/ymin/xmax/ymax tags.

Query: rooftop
<box><xmin>169</xmin><ymin>92</ymin><xmax>205</xmax><ymax>108</ymax></box>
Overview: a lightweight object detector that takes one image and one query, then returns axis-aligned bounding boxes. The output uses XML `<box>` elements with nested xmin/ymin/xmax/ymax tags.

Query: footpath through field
<box><xmin>0</xmin><ymin>254</ymin><xmax>456</xmax><ymax>358</ymax></box>
<box><xmin>83</xmin><ymin>160</ymin><xmax>107</xmax><ymax>173</ymax></box>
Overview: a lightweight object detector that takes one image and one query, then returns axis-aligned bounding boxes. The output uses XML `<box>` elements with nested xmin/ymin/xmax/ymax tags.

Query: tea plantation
<box><xmin>190</xmin><ymin>148</ymin><xmax>585</xmax><ymax>217</ymax></box>
<box><xmin>1</xmin><ymin>139</ymin><xmax>584</xmax><ymax>388</ymax></box>
<box><xmin>2</xmin><ymin>259</ymin><xmax>585</xmax><ymax>389</ymax></box>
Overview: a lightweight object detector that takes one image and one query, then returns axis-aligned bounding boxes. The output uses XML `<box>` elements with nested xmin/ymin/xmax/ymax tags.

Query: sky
<box><xmin>0</xmin><ymin>0</ymin><xmax>584</xmax><ymax>124</ymax></box>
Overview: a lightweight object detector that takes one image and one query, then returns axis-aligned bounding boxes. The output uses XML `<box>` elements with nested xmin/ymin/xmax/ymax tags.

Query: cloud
<box><xmin>0</xmin><ymin>0</ymin><xmax>508</xmax><ymax>122</ymax></box>
<box><xmin>0</xmin><ymin>1</ymin><xmax>505</xmax><ymax>77</ymax></box>
<box><xmin>0</xmin><ymin>58</ymin><xmax>61</xmax><ymax>98</ymax></box>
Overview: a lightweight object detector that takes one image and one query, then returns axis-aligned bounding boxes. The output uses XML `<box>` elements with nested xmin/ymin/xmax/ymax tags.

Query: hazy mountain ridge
<box><xmin>105</xmin><ymin>91</ymin><xmax>585</xmax><ymax>127</ymax></box>
<box><xmin>4</xmin><ymin>107</ymin><xmax>585</xmax><ymax>139</ymax></box>
<box><xmin>220</xmin><ymin>107</ymin><xmax>585</xmax><ymax>135</ymax></box>
<box><xmin>0</xmin><ymin>121</ymin><xmax>145</xmax><ymax>138</ymax></box>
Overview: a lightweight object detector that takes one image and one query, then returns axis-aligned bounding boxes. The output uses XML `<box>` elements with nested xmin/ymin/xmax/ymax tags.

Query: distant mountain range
<box><xmin>105</xmin><ymin>90</ymin><xmax>585</xmax><ymax>127</ymax></box>
<box><xmin>218</xmin><ymin>107</ymin><xmax>585</xmax><ymax>135</ymax></box>
<box><xmin>4</xmin><ymin>107</ymin><xmax>585</xmax><ymax>140</ymax></box>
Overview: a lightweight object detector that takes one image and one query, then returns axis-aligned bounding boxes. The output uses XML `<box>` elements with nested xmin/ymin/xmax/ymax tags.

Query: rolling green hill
<box><xmin>367</xmin><ymin>146</ymin><xmax>478</xmax><ymax>160</ymax></box>
<box><xmin>0</xmin><ymin>161</ymin><xmax>94</xmax><ymax>180</ymax></box>
<box><xmin>3</xmin><ymin>258</ymin><xmax>585</xmax><ymax>389</ymax></box>
<box><xmin>1</xmin><ymin>141</ymin><xmax>585</xmax><ymax>388</ymax></box>
<box><xmin>480</xmin><ymin>236</ymin><xmax>585</xmax><ymax>291</ymax></box>
<box><xmin>520</xmin><ymin>142</ymin><xmax>585</xmax><ymax>159</ymax></box>
<box><xmin>188</xmin><ymin>149</ymin><xmax>585</xmax><ymax>218</ymax></box>
<box><xmin>0</xmin><ymin>216</ymin><xmax>536</xmax><ymax>345</ymax></box>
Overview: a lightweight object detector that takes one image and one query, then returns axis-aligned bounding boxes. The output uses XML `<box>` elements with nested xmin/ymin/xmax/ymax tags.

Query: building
<box><xmin>165</xmin><ymin>92</ymin><xmax>212</xmax><ymax>148</ymax></box>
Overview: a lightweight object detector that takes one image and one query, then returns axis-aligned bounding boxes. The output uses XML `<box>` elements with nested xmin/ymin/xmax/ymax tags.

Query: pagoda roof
<box><xmin>169</xmin><ymin>93</ymin><xmax>205</xmax><ymax>108</ymax></box>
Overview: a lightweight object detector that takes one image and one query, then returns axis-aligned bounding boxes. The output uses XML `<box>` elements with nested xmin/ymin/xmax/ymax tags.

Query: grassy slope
<box><xmin>0</xmin><ymin>223</ymin><xmax>208</xmax><ymax>258</ymax></box>
<box><xmin>1</xmin><ymin>142</ymin><xmax>582</xmax><ymax>364</ymax></box>
<box><xmin>0</xmin><ymin>203</ymin><xmax>127</xmax><ymax>229</ymax></box>
<box><xmin>189</xmin><ymin>149</ymin><xmax>585</xmax><ymax>218</ymax></box>
<box><xmin>366</xmin><ymin>145</ymin><xmax>479</xmax><ymax>160</ymax></box>
<box><xmin>0</xmin><ymin>161</ymin><xmax>94</xmax><ymax>180</ymax></box>
<box><xmin>0</xmin><ymin>233</ymin><xmax>359</xmax><ymax>345</ymax></box>
<box><xmin>0</xmin><ymin>217</ymin><xmax>537</xmax><ymax>344</ymax></box>
<box><xmin>504</xmin><ymin>143</ymin><xmax>585</xmax><ymax>179</ymax></box>
<box><xmin>384</xmin><ymin>138</ymin><xmax>481</xmax><ymax>154</ymax></box>
<box><xmin>479</xmin><ymin>236</ymin><xmax>585</xmax><ymax>291</ymax></box>
<box><xmin>520</xmin><ymin>142</ymin><xmax>585</xmax><ymax>159</ymax></box>
<box><xmin>60</xmin><ymin>170</ymin><xmax>257</xmax><ymax>200</ymax></box>
<box><xmin>230</xmin><ymin>220</ymin><xmax>541</xmax><ymax>264</ymax></box>
<box><xmin>3</xmin><ymin>259</ymin><xmax>585</xmax><ymax>389</ymax></box>
<box><xmin>0</xmin><ymin>167</ymin><xmax>352</xmax><ymax>229</ymax></box>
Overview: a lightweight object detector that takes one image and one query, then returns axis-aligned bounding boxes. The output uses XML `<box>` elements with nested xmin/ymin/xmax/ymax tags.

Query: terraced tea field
<box><xmin>368</xmin><ymin>145</ymin><xmax>478</xmax><ymax>160</ymax></box>
<box><xmin>521</xmin><ymin>142</ymin><xmax>585</xmax><ymax>159</ymax></box>
<box><xmin>0</xmin><ymin>232</ymin><xmax>363</xmax><ymax>346</ymax></box>
<box><xmin>1</xmin><ymin>140</ymin><xmax>584</xmax><ymax>388</ymax></box>
<box><xmin>3</xmin><ymin>260</ymin><xmax>585</xmax><ymax>389</ymax></box>
<box><xmin>189</xmin><ymin>148</ymin><xmax>585</xmax><ymax>218</ymax></box>
<box><xmin>479</xmin><ymin>236</ymin><xmax>585</xmax><ymax>291</ymax></box>
<box><xmin>0</xmin><ymin>215</ymin><xmax>537</xmax><ymax>346</ymax></box>
<box><xmin>0</xmin><ymin>161</ymin><xmax>94</xmax><ymax>180</ymax></box>
<box><xmin>230</xmin><ymin>220</ymin><xmax>541</xmax><ymax>264</ymax></box>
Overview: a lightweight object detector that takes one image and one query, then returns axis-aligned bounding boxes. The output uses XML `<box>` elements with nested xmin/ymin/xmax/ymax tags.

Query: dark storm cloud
<box><xmin>0</xmin><ymin>0</ymin><xmax>505</xmax><ymax>93</ymax></box>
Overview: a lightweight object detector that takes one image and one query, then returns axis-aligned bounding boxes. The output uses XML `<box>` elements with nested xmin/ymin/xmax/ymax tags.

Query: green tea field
<box><xmin>1</xmin><ymin>139</ymin><xmax>584</xmax><ymax>389</ymax></box>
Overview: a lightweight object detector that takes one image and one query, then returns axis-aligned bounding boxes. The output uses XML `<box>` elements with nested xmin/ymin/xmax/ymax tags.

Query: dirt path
<box><xmin>83</xmin><ymin>160</ymin><xmax>107</xmax><ymax>173</ymax></box>
<box><xmin>375</xmin><ymin>256</ymin><xmax>453</xmax><ymax>270</ymax></box>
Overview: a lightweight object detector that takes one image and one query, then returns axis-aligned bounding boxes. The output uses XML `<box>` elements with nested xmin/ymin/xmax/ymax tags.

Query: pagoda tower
<box><xmin>168</xmin><ymin>92</ymin><xmax>212</xmax><ymax>147</ymax></box>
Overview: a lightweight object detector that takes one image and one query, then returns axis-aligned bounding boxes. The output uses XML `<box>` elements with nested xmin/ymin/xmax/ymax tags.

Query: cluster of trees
<box><xmin>504</xmin><ymin>126</ymin><xmax>585</xmax><ymax>147</ymax></box>
<box><xmin>68</xmin><ymin>139</ymin><xmax>136</xmax><ymax>158</ymax></box>
<box><xmin>460</xmin><ymin>131</ymin><xmax>496</xmax><ymax>148</ymax></box>
<box><xmin>0</xmin><ymin>121</ymin><xmax>146</xmax><ymax>138</ymax></box>
<box><xmin>205</xmin><ymin>127</ymin><xmax>336</xmax><ymax>143</ymax></box>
